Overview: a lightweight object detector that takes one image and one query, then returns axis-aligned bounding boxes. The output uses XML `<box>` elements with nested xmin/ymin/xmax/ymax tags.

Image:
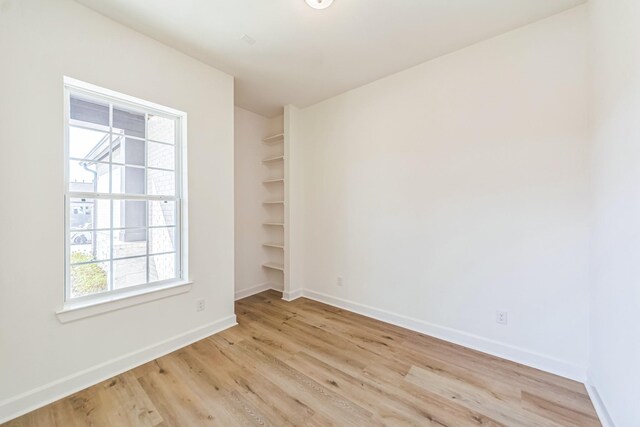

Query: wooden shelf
<box><xmin>263</xmin><ymin>155</ymin><xmax>284</xmax><ymax>163</ymax></box>
<box><xmin>263</xmin><ymin>178</ymin><xmax>284</xmax><ymax>184</ymax></box>
<box><xmin>263</xmin><ymin>242</ymin><xmax>285</xmax><ymax>249</ymax></box>
<box><xmin>262</xmin><ymin>222</ymin><xmax>284</xmax><ymax>226</ymax></box>
<box><xmin>263</xmin><ymin>200</ymin><xmax>284</xmax><ymax>205</ymax></box>
<box><xmin>262</xmin><ymin>262</ymin><xmax>284</xmax><ymax>271</ymax></box>
<box><xmin>262</xmin><ymin>133</ymin><xmax>284</xmax><ymax>144</ymax></box>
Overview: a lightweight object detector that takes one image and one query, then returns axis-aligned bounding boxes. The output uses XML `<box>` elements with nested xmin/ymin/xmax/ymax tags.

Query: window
<box><xmin>64</xmin><ymin>78</ymin><xmax>186</xmax><ymax>303</ymax></box>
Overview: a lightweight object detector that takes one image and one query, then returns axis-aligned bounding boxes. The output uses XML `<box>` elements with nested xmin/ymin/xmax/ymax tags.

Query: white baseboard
<box><xmin>586</xmin><ymin>382</ymin><xmax>615</xmax><ymax>427</ymax></box>
<box><xmin>282</xmin><ymin>288</ymin><xmax>304</xmax><ymax>302</ymax></box>
<box><xmin>235</xmin><ymin>283</ymin><xmax>281</xmax><ymax>301</ymax></box>
<box><xmin>300</xmin><ymin>289</ymin><xmax>586</xmax><ymax>382</ymax></box>
<box><xmin>0</xmin><ymin>315</ymin><xmax>237</xmax><ymax>424</ymax></box>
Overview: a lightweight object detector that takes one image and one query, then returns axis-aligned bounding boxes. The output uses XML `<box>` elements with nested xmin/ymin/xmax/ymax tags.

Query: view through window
<box><xmin>65</xmin><ymin>80</ymin><xmax>185</xmax><ymax>302</ymax></box>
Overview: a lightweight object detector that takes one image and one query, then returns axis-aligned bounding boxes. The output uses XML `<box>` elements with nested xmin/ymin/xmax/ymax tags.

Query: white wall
<box><xmin>234</xmin><ymin>107</ymin><xmax>284</xmax><ymax>298</ymax></box>
<box><xmin>235</xmin><ymin>107</ymin><xmax>269</xmax><ymax>297</ymax></box>
<box><xmin>284</xmin><ymin>105</ymin><xmax>305</xmax><ymax>300</ymax></box>
<box><xmin>589</xmin><ymin>0</ymin><xmax>640</xmax><ymax>425</ymax></box>
<box><xmin>0</xmin><ymin>0</ymin><xmax>234</xmax><ymax>421</ymax></box>
<box><xmin>292</xmin><ymin>6</ymin><xmax>590</xmax><ymax>380</ymax></box>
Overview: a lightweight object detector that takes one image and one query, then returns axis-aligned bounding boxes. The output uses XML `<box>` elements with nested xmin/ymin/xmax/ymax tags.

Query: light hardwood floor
<box><xmin>5</xmin><ymin>290</ymin><xmax>600</xmax><ymax>426</ymax></box>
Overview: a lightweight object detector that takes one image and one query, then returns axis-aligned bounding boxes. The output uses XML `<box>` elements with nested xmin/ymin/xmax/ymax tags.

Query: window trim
<box><xmin>62</xmin><ymin>77</ymin><xmax>189</xmax><ymax>312</ymax></box>
<box><xmin>56</xmin><ymin>280</ymin><xmax>193</xmax><ymax>324</ymax></box>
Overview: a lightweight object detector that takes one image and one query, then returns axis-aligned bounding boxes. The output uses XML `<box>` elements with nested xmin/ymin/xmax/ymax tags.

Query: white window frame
<box><xmin>62</xmin><ymin>77</ymin><xmax>189</xmax><ymax>312</ymax></box>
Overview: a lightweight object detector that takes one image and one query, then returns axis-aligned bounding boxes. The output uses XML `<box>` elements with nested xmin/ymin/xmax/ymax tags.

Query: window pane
<box><xmin>148</xmin><ymin>168</ymin><xmax>175</xmax><ymax>196</ymax></box>
<box><xmin>111</xmin><ymin>134</ymin><xmax>125</xmax><ymax>164</ymax></box>
<box><xmin>112</xmin><ymin>165</ymin><xmax>145</xmax><ymax>195</ymax></box>
<box><xmin>69</xmin><ymin>127</ymin><xmax>110</xmax><ymax>161</ymax></box>
<box><xmin>113</xmin><ymin>257</ymin><xmax>147</xmax><ymax>289</ymax></box>
<box><xmin>148</xmin><ymin>142</ymin><xmax>174</xmax><ymax>170</ymax></box>
<box><xmin>69</xmin><ymin>160</ymin><xmax>109</xmax><ymax>193</ymax></box>
<box><xmin>70</xmin><ymin>230</ymin><xmax>110</xmax><ymax>262</ymax></box>
<box><xmin>113</xmin><ymin>107</ymin><xmax>145</xmax><ymax>138</ymax></box>
<box><xmin>113</xmin><ymin>200</ymin><xmax>146</xmax><ymax>229</ymax></box>
<box><xmin>70</xmin><ymin>96</ymin><xmax>109</xmax><ymax>127</ymax></box>
<box><xmin>125</xmin><ymin>138</ymin><xmax>146</xmax><ymax>166</ymax></box>
<box><xmin>70</xmin><ymin>198</ymin><xmax>110</xmax><ymax>230</ymax></box>
<box><xmin>70</xmin><ymin>261</ymin><xmax>109</xmax><ymax>298</ymax></box>
<box><xmin>150</xmin><ymin>227</ymin><xmax>175</xmax><ymax>254</ymax></box>
<box><xmin>111</xmin><ymin>165</ymin><xmax>123</xmax><ymax>194</ymax></box>
<box><xmin>69</xmin><ymin>160</ymin><xmax>96</xmax><ymax>191</ymax></box>
<box><xmin>150</xmin><ymin>253</ymin><xmax>176</xmax><ymax>282</ymax></box>
<box><xmin>149</xmin><ymin>200</ymin><xmax>176</xmax><ymax>227</ymax></box>
<box><xmin>113</xmin><ymin>228</ymin><xmax>147</xmax><ymax>259</ymax></box>
<box><xmin>112</xmin><ymin>133</ymin><xmax>146</xmax><ymax>166</ymax></box>
<box><xmin>148</xmin><ymin>115</ymin><xmax>175</xmax><ymax>143</ymax></box>
<box><xmin>96</xmin><ymin>163</ymin><xmax>110</xmax><ymax>192</ymax></box>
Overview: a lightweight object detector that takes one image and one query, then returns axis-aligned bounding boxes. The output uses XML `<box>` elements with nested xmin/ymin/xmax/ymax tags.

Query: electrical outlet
<box><xmin>496</xmin><ymin>311</ymin><xmax>508</xmax><ymax>325</ymax></box>
<box><xmin>196</xmin><ymin>299</ymin><xmax>206</xmax><ymax>312</ymax></box>
<box><xmin>337</xmin><ymin>276</ymin><xmax>344</xmax><ymax>287</ymax></box>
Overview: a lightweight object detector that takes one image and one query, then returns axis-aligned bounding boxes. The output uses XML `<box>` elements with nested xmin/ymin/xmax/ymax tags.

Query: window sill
<box><xmin>56</xmin><ymin>281</ymin><xmax>192</xmax><ymax>324</ymax></box>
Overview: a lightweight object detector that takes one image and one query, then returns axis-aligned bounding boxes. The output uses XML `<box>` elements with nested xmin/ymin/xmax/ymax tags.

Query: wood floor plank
<box><xmin>405</xmin><ymin>365</ymin><xmax>564</xmax><ymax>427</ymax></box>
<box><xmin>288</xmin><ymin>350</ymin><xmax>505</xmax><ymax>427</ymax></box>
<box><xmin>189</xmin><ymin>338</ymin><xmax>323</xmax><ymax>427</ymax></box>
<box><xmin>226</xmin><ymin>339</ymin><xmax>381</xmax><ymax>426</ymax></box>
<box><xmin>521</xmin><ymin>391</ymin><xmax>601</xmax><ymax>427</ymax></box>
<box><xmin>135</xmin><ymin>359</ymin><xmax>221</xmax><ymax>425</ymax></box>
<box><xmin>3</xmin><ymin>291</ymin><xmax>601</xmax><ymax>426</ymax></box>
<box><xmin>160</xmin><ymin>348</ymin><xmax>273</xmax><ymax>426</ymax></box>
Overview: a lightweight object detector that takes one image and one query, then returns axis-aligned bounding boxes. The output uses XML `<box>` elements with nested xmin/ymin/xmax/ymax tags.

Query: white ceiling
<box><xmin>75</xmin><ymin>0</ymin><xmax>585</xmax><ymax>117</ymax></box>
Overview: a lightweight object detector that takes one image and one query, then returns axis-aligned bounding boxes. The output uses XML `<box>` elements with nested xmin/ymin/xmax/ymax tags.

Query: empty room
<box><xmin>1</xmin><ymin>0</ymin><xmax>638</xmax><ymax>425</ymax></box>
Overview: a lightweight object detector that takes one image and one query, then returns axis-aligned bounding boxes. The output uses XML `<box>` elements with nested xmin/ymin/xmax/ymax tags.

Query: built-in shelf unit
<box><xmin>261</xmin><ymin>130</ymin><xmax>286</xmax><ymax>292</ymax></box>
